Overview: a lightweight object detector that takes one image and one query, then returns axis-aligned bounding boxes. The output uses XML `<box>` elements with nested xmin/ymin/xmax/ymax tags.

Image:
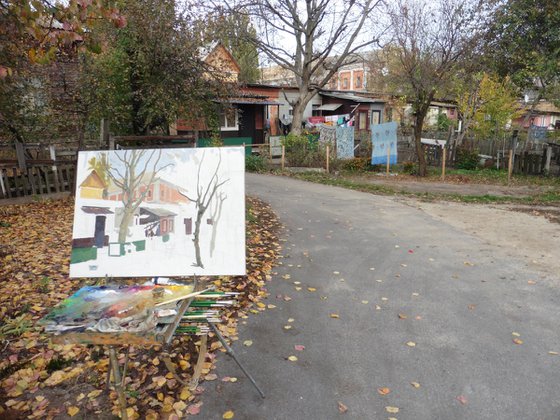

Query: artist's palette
<box><xmin>41</xmin><ymin>284</ymin><xmax>194</xmax><ymax>332</ymax></box>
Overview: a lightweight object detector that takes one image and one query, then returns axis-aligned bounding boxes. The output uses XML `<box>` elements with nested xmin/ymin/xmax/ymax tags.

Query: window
<box><xmin>359</xmin><ymin>112</ymin><xmax>367</xmax><ymax>130</ymax></box>
<box><xmin>312</xmin><ymin>104</ymin><xmax>321</xmax><ymax>117</ymax></box>
<box><xmin>371</xmin><ymin>111</ymin><xmax>381</xmax><ymax>125</ymax></box>
<box><xmin>343</xmin><ymin>78</ymin><xmax>349</xmax><ymax>89</ymax></box>
<box><xmin>355</xmin><ymin>76</ymin><xmax>362</xmax><ymax>89</ymax></box>
<box><xmin>220</xmin><ymin>108</ymin><xmax>239</xmax><ymax>131</ymax></box>
<box><xmin>449</xmin><ymin>108</ymin><xmax>455</xmax><ymax>116</ymax></box>
<box><xmin>289</xmin><ymin>108</ymin><xmax>293</xmax><ymax>116</ymax></box>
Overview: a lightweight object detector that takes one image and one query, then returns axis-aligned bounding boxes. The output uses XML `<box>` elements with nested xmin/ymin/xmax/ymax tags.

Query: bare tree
<box><xmin>181</xmin><ymin>151</ymin><xmax>229</xmax><ymax>268</ymax></box>
<box><xmin>105</xmin><ymin>150</ymin><xmax>172</xmax><ymax>243</ymax></box>
<box><xmin>209</xmin><ymin>190</ymin><xmax>227</xmax><ymax>258</ymax></box>
<box><xmin>230</xmin><ymin>0</ymin><xmax>381</xmax><ymax>134</ymax></box>
<box><xmin>386</xmin><ymin>0</ymin><xmax>488</xmax><ymax>176</ymax></box>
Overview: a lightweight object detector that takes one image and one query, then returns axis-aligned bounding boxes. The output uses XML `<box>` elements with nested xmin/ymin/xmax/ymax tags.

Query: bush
<box><xmin>246</xmin><ymin>154</ymin><xmax>267</xmax><ymax>172</ymax></box>
<box><xmin>341</xmin><ymin>157</ymin><xmax>369</xmax><ymax>171</ymax></box>
<box><xmin>282</xmin><ymin>134</ymin><xmax>322</xmax><ymax>167</ymax></box>
<box><xmin>402</xmin><ymin>161</ymin><xmax>417</xmax><ymax>174</ymax></box>
<box><xmin>456</xmin><ymin>148</ymin><xmax>480</xmax><ymax>170</ymax></box>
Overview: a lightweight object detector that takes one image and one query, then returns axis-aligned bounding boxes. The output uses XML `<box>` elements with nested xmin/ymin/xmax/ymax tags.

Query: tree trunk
<box><xmin>291</xmin><ymin>102</ymin><xmax>304</xmax><ymax>135</ymax></box>
<box><xmin>414</xmin><ymin>115</ymin><xmax>427</xmax><ymax>177</ymax></box>
<box><xmin>118</xmin><ymin>207</ymin><xmax>135</xmax><ymax>243</ymax></box>
<box><xmin>192</xmin><ymin>207</ymin><xmax>204</xmax><ymax>268</ymax></box>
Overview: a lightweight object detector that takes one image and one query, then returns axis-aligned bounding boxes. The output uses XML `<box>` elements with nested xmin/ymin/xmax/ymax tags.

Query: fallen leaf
<box><xmin>307</xmin><ymin>287</ymin><xmax>316</xmax><ymax>292</ymax></box>
<box><xmin>406</xmin><ymin>341</ymin><xmax>416</xmax><ymax>347</ymax></box>
<box><xmin>338</xmin><ymin>401</ymin><xmax>348</xmax><ymax>413</ymax></box>
<box><xmin>411</xmin><ymin>382</ymin><xmax>420</xmax><ymax>388</ymax></box>
<box><xmin>375</xmin><ymin>305</ymin><xmax>381</xmax><ymax>310</ymax></box>
<box><xmin>398</xmin><ymin>313</ymin><xmax>407</xmax><ymax>319</ymax></box>
<box><xmin>284</xmin><ymin>325</ymin><xmax>292</xmax><ymax>330</ymax></box>
<box><xmin>361</xmin><ymin>300</ymin><xmax>369</xmax><ymax>304</ymax></box>
<box><xmin>295</xmin><ymin>287</ymin><xmax>302</xmax><ymax>291</ymax></box>
<box><xmin>67</xmin><ymin>406</ymin><xmax>80</xmax><ymax>417</ymax></box>
<box><xmin>511</xmin><ymin>332</ymin><xmax>520</xmax><ymax>337</ymax></box>
<box><xmin>293</xmin><ymin>281</ymin><xmax>301</xmax><ymax>285</ymax></box>
<box><xmin>243</xmin><ymin>340</ymin><xmax>253</xmax><ymax>346</ymax></box>
<box><xmin>513</xmin><ymin>338</ymin><xmax>523</xmax><ymax>345</ymax></box>
<box><xmin>377</xmin><ymin>387</ymin><xmax>391</xmax><ymax>395</ymax></box>
<box><xmin>205</xmin><ymin>373</ymin><xmax>218</xmax><ymax>381</ymax></box>
<box><xmin>333</xmin><ymin>271</ymin><xmax>340</xmax><ymax>274</ymax></box>
<box><xmin>287</xmin><ymin>355</ymin><xmax>298</xmax><ymax>362</ymax></box>
<box><xmin>381</xmin><ymin>297</ymin><xmax>388</xmax><ymax>301</ymax></box>
<box><xmin>548</xmin><ymin>351</ymin><xmax>558</xmax><ymax>355</ymax></box>
<box><xmin>186</xmin><ymin>404</ymin><xmax>201</xmax><ymax>415</ymax></box>
<box><xmin>283</xmin><ymin>295</ymin><xmax>292</xmax><ymax>301</ymax></box>
<box><xmin>288</xmin><ymin>318</ymin><xmax>295</xmax><ymax>322</ymax></box>
<box><xmin>412</xmin><ymin>292</ymin><xmax>419</xmax><ymax>297</ymax></box>
<box><xmin>467</xmin><ymin>304</ymin><xmax>476</xmax><ymax>310</ymax></box>
<box><xmin>330</xmin><ymin>313</ymin><xmax>339</xmax><ymax>319</ymax></box>
<box><xmin>369</xmin><ymin>267</ymin><xmax>375</xmax><ymax>271</ymax></box>
<box><xmin>267</xmin><ymin>304</ymin><xmax>276</xmax><ymax>309</ymax></box>
<box><xmin>294</xmin><ymin>345</ymin><xmax>305</xmax><ymax>351</ymax></box>
<box><xmin>527</xmin><ymin>280</ymin><xmax>536</xmax><ymax>285</ymax></box>
<box><xmin>87</xmin><ymin>389</ymin><xmax>102</xmax><ymax>399</ymax></box>
<box><xmin>386</xmin><ymin>406</ymin><xmax>399</xmax><ymax>414</ymax></box>
<box><xmin>408</xmin><ymin>249</ymin><xmax>414</xmax><ymax>254</ymax></box>
<box><xmin>464</xmin><ymin>261</ymin><xmax>474</xmax><ymax>266</ymax></box>
<box><xmin>456</xmin><ymin>395</ymin><xmax>468</xmax><ymax>405</ymax></box>
<box><xmin>223</xmin><ymin>410</ymin><xmax>235</xmax><ymax>419</ymax></box>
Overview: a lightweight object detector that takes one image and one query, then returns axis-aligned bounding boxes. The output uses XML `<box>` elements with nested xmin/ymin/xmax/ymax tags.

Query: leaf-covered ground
<box><xmin>0</xmin><ymin>196</ymin><xmax>280</xmax><ymax>419</ymax></box>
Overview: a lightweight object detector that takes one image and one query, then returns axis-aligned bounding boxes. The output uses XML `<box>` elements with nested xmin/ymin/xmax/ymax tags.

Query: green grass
<box><xmin>284</xmin><ymin>171</ymin><xmax>560</xmax><ymax>205</ymax></box>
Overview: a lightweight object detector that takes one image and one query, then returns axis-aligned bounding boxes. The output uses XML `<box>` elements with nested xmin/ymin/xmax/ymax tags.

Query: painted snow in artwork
<box><xmin>70</xmin><ymin>147</ymin><xmax>245</xmax><ymax>278</ymax></box>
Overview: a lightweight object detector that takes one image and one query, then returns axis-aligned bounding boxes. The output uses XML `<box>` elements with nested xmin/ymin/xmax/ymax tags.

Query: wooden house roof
<box><xmin>79</xmin><ymin>170</ymin><xmax>107</xmax><ymax>189</ymax></box>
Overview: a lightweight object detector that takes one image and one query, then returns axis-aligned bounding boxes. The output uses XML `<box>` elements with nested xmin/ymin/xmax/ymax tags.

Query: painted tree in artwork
<box><xmin>104</xmin><ymin>149</ymin><xmax>171</xmax><ymax>243</ymax></box>
<box><xmin>181</xmin><ymin>151</ymin><xmax>229</xmax><ymax>268</ymax></box>
<box><xmin>209</xmin><ymin>191</ymin><xmax>227</xmax><ymax>258</ymax></box>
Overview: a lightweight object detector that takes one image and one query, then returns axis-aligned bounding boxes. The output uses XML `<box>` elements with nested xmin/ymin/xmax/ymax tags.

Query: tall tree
<box><xmin>386</xmin><ymin>0</ymin><xmax>488</xmax><ymax>176</ymax></box>
<box><xmin>199</xmin><ymin>10</ymin><xmax>260</xmax><ymax>83</ymax></box>
<box><xmin>488</xmin><ymin>0</ymin><xmax>560</xmax><ymax>116</ymax></box>
<box><xmin>230</xmin><ymin>0</ymin><xmax>381</xmax><ymax>134</ymax></box>
<box><xmin>81</xmin><ymin>0</ymin><xmax>232</xmax><ymax>136</ymax></box>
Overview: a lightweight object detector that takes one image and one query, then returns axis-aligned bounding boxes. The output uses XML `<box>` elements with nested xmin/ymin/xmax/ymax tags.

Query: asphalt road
<box><xmin>200</xmin><ymin>173</ymin><xmax>560</xmax><ymax>420</ymax></box>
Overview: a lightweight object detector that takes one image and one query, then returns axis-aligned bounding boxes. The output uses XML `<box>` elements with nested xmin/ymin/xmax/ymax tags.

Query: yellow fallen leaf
<box><xmin>386</xmin><ymin>406</ymin><xmax>399</xmax><ymax>414</ymax></box>
<box><xmin>398</xmin><ymin>313</ymin><xmax>407</xmax><ymax>319</ymax></box>
<box><xmin>295</xmin><ymin>287</ymin><xmax>302</xmax><ymax>291</ymax></box>
<box><xmin>243</xmin><ymin>340</ymin><xmax>253</xmax><ymax>347</ymax></box>
<box><xmin>126</xmin><ymin>407</ymin><xmax>137</xmax><ymax>418</ymax></box>
<box><xmin>512</xmin><ymin>332</ymin><xmax>520</xmax><ymax>337</ymax></box>
<box><xmin>223</xmin><ymin>410</ymin><xmax>235</xmax><ymax>419</ymax></box>
<box><xmin>293</xmin><ymin>281</ymin><xmax>301</xmax><ymax>285</ymax></box>
<box><xmin>513</xmin><ymin>338</ymin><xmax>523</xmax><ymax>345</ymax></box>
<box><xmin>152</xmin><ymin>357</ymin><xmax>160</xmax><ymax>366</ymax></box>
<box><xmin>256</xmin><ymin>302</ymin><xmax>266</xmax><ymax>308</ymax></box>
<box><xmin>267</xmin><ymin>304</ymin><xmax>276</xmax><ymax>309</ymax></box>
<box><xmin>338</xmin><ymin>401</ymin><xmax>348</xmax><ymax>413</ymax></box>
<box><xmin>406</xmin><ymin>341</ymin><xmax>416</xmax><ymax>347</ymax></box>
<box><xmin>76</xmin><ymin>393</ymin><xmax>85</xmax><ymax>402</ymax></box>
<box><xmin>287</xmin><ymin>355</ymin><xmax>298</xmax><ymax>362</ymax></box>
<box><xmin>361</xmin><ymin>300</ymin><xmax>368</xmax><ymax>304</ymax></box>
<box><xmin>330</xmin><ymin>313</ymin><xmax>339</xmax><ymax>319</ymax></box>
<box><xmin>288</xmin><ymin>318</ymin><xmax>295</xmax><ymax>322</ymax></box>
<box><xmin>307</xmin><ymin>287</ymin><xmax>316</xmax><ymax>292</ymax></box>
<box><xmin>284</xmin><ymin>325</ymin><xmax>292</xmax><ymax>330</ymax></box>
<box><xmin>375</xmin><ymin>305</ymin><xmax>381</xmax><ymax>310</ymax></box>
<box><xmin>377</xmin><ymin>387</ymin><xmax>391</xmax><ymax>395</ymax></box>
<box><xmin>87</xmin><ymin>389</ymin><xmax>102</xmax><ymax>399</ymax></box>
<box><xmin>411</xmin><ymin>382</ymin><xmax>421</xmax><ymax>388</ymax></box>
<box><xmin>548</xmin><ymin>351</ymin><xmax>558</xmax><ymax>355</ymax></box>
<box><xmin>67</xmin><ymin>406</ymin><xmax>80</xmax><ymax>417</ymax></box>
<box><xmin>381</xmin><ymin>297</ymin><xmax>388</xmax><ymax>301</ymax></box>
<box><xmin>180</xmin><ymin>387</ymin><xmax>191</xmax><ymax>400</ymax></box>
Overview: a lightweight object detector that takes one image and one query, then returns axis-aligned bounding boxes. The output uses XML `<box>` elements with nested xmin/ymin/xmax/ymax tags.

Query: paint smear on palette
<box><xmin>41</xmin><ymin>284</ymin><xmax>193</xmax><ymax>327</ymax></box>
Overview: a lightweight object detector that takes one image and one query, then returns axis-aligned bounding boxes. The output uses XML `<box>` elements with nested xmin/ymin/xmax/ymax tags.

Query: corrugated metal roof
<box><xmin>320</xmin><ymin>92</ymin><xmax>384</xmax><ymax>104</ymax></box>
<box><xmin>81</xmin><ymin>206</ymin><xmax>114</xmax><ymax>215</ymax></box>
<box><xmin>316</xmin><ymin>103</ymin><xmax>342</xmax><ymax>111</ymax></box>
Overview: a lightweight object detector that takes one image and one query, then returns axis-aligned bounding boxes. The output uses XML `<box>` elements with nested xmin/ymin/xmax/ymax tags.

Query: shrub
<box><xmin>341</xmin><ymin>157</ymin><xmax>369</xmax><ymax>171</ymax></box>
<box><xmin>282</xmin><ymin>134</ymin><xmax>322</xmax><ymax>167</ymax></box>
<box><xmin>246</xmin><ymin>155</ymin><xmax>267</xmax><ymax>172</ymax></box>
<box><xmin>402</xmin><ymin>161</ymin><xmax>417</xmax><ymax>174</ymax></box>
<box><xmin>456</xmin><ymin>148</ymin><xmax>480</xmax><ymax>170</ymax></box>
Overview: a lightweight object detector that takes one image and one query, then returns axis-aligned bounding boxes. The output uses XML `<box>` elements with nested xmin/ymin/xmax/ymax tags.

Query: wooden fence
<box><xmin>0</xmin><ymin>162</ymin><xmax>76</xmax><ymax>199</ymax></box>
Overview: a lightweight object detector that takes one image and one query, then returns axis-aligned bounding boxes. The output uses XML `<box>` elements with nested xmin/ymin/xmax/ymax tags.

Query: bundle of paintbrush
<box><xmin>175</xmin><ymin>290</ymin><xmax>239</xmax><ymax>335</ymax></box>
<box><xmin>174</xmin><ymin>325</ymin><xmax>210</xmax><ymax>336</ymax></box>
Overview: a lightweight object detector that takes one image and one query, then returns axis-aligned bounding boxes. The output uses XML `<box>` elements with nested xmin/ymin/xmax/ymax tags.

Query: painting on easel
<box><xmin>70</xmin><ymin>147</ymin><xmax>245</xmax><ymax>277</ymax></box>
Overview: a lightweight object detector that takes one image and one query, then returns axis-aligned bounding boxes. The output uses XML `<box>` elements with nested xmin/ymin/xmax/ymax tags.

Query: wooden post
<box><xmin>100</xmin><ymin>119</ymin><xmax>110</xmax><ymax>148</ymax></box>
<box><xmin>544</xmin><ymin>145</ymin><xmax>552</xmax><ymax>174</ymax></box>
<box><xmin>386</xmin><ymin>144</ymin><xmax>391</xmax><ymax>176</ymax></box>
<box><xmin>441</xmin><ymin>146</ymin><xmax>447</xmax><ymax>181</ymax></box>
<box><xmin>508</xmin><ymin>149</ymin><xmax>513</xmax><ymax>184</ymax></box>
<box><xmin>281</xmin><ymin>145</ymin><xmax>285</xmax><ymax>170</ymax></box>
<box><xmin>109</xmin><ymin>347</ymin><xmax>128</xmax><ymax>420</ymax></box>
<box><xmin>326</xmin><ymin>144</ymin><xmax>330</xmax><ymax>173</ymax></box>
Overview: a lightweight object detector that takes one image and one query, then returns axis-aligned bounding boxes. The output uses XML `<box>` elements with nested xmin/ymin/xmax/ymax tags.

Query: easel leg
<box><xmin>209</xmin><ymin>323</ymin><xmax>265</xmax><ymax>399</ymax></box>
<box><xmin>109</xmin><ymin>347</ymin><xmax>129</xmax><ymax>420</ymax></box>
<box><xmin>189</xmin><ymin>334</ymin><xmax>208</xmax><ymax>390</ymax></box>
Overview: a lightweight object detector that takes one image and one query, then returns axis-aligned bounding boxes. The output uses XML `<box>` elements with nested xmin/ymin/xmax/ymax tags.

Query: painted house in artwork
<box><xmin>106</xmin><ymin>176</ymin><xmax>189</xmax><ymax>205</ymax></box>
<box><xmin>79</xmin><ymin>170</ymin><xmax>107</xmax><ymax>199</ymax></box>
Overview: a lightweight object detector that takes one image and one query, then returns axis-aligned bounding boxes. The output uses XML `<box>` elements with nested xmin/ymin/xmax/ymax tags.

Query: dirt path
<box><xmin>404</xmin><ymin>199</ymin><xmax>560</xmax><ymax>278</ymax></box>
<box><xmin>351</xmin><ymin>174</ymin><xmax>556</xmax><ymax>197</ymax></box>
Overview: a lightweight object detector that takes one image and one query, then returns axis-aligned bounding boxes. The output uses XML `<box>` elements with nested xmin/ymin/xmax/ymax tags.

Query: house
<box><xmin>513</xmin><ymin>100</ymin><xmax>560</xmax><ymax>130</ymax></box>
<box><xmin>174</xmin><ymin>43</ymin><xmax>281</xmax><ymax>147</ymax></box>
<box><xmin>78</xmin><ymin>170</ymin><xmax>107</xmax><ymax>199</ymax></box>
<box><xmin>318</xmin><ymin>91</ymin><xmax>386</xmax><ymax>131</ymax></box>
<box><xmin>106</xmin><ymin>176</ymin><xmax>189</xmax><ymax>205</ymax></box>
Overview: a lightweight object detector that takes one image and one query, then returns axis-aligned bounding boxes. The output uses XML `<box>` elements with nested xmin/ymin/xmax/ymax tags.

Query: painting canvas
<box><xmin>371</xmin><ymin>122</ymin><xmax>398</xmax><ymax>165</ymax></box>
<box><xmin>70</xmin><ymin>147</ymin><xmax>245</xmax><ymax>277</ymax></box>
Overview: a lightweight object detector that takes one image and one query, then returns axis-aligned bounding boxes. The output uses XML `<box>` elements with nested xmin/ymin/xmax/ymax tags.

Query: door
<box><xmin>94</xmin><ymin>216</ymin><xmax>106</xmax><ymax>248</ymax></box>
